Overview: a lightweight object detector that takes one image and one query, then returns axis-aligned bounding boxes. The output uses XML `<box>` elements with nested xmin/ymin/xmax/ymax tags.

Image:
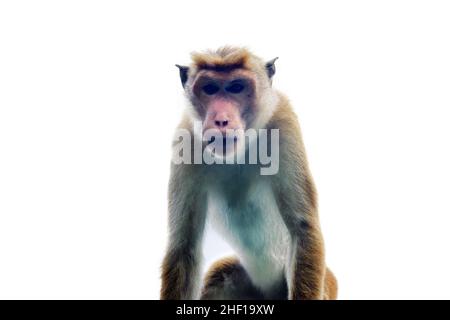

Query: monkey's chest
<box><xmin>207</xmin><ymin>179</ymin><xmax>290</xmax><ymax>292</ymax></box>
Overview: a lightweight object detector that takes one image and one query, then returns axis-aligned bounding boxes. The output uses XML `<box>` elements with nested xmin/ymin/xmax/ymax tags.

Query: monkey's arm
<box><xmin>271</xmin><ymin>105</ymin><xmax>326</xmax><ymax>300</ymax></box>
<box><xmin>275</xmin><ymin>155</ymin><xmax>326</xmax><ymax>300</ymax></box>
<box><xmin>286</xmin><ymin>212</ymin><xmax>326</xmax><ymax>300</ymax></box>
<box><xmin>160</xmin><ymin>164</ymin><xmax>206</xmax><ymax>300</ymax></box>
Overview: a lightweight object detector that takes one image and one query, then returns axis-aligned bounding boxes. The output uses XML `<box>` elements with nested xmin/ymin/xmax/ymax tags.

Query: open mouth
<box><xmin>207</xmin><ymin>135</ymin><xmax>238</xmax><ymax>145</ymax></box>
<box><xmin>206</xmin><ymin>135</ymin><xmax>238</xmax><ymax>154</ymax></box>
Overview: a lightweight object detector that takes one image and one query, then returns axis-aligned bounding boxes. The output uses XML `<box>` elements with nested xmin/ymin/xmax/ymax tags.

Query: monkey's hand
<box><xmin>160</xmin><ymin>247</ymin><xmax>201</xmax><ymax>300</ymax></box>
<box><xmin>288</xmin><ymin>231</ymin><xmax>326</xmax><ymax>300</ymax></box>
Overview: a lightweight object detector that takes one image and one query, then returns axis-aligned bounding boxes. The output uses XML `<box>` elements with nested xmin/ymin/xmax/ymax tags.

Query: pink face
<box><xmin>191</xmin><ymin>69</ymin><xmax>257</xmax><ymax>138</ymax></box>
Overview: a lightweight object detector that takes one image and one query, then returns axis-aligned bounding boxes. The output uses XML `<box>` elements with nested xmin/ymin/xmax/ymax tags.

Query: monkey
<box><xmin>160</xmin><ymin>46</ymin><xmax>337</xmax><ymax>300</ymax></box>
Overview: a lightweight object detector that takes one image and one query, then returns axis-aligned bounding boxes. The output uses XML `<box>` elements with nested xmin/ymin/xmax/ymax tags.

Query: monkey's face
<box><xmin>176</xmin><ymin>47</ymin><xmax>277</xmax><ymax>160</ymax></box>
<box><xmin>189</xmin><ymin>69</ymin><xmax>258</xmax><ymax>158</ymax></box>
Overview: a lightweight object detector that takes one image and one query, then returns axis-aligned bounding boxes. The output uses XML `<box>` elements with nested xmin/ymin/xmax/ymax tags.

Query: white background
<box><xmin>1</xmin><ymin>1</ymin><xmax>449</xmax><ymax>299</ymax></box>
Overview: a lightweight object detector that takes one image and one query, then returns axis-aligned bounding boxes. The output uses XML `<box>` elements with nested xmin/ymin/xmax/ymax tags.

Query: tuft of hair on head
<box><xmin>190</xmin><ymin>46</ymin><xmax>263</xmax><ymax>72</ymax></box>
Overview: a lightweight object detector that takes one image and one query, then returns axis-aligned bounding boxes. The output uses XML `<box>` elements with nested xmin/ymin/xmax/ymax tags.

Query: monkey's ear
<box><xmin>265</xmin><ymin>57</ymin><xmax>278</xmax><ymax>79</ymax></box>
<box><xmin>175</xmin><ymin>64</ymin><xmax>189</xmax><ymax>88</ymax></box>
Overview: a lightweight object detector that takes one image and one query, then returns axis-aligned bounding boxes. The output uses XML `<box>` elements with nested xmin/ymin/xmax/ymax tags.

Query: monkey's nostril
<box><xmin>215</xmin><ymin>120</ymin><xmax>229</xmax><ymax>127</ymax></box>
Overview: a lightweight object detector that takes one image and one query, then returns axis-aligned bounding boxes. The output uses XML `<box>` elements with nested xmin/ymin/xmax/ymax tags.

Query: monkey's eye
<box><xmin>202</xmin><ymin>83</ymin><xmax>220</xmax><ymax>95</ymax></box>
<box><xmin>226</xmin><ymin>82</ymin><xmax>245</xmax><ymax>94</ymax></box>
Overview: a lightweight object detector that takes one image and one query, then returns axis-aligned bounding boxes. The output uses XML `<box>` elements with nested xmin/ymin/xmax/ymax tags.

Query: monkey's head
<box><xmin>176</xmin><ymin>46</ymin><xmax>278</xmax><ymax>159</ymax></box>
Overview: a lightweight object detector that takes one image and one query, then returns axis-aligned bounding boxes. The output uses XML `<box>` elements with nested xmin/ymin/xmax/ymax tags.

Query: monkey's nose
<box><xmin>214</xmin><ymin>120</ymin><xmax>229</xmax><ymax>128</ymax></box>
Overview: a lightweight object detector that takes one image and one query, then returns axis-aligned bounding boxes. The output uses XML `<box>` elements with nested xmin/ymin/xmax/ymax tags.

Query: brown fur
<box><xmin>200</xmin><ymin>257</ymin><xmax>265</xmax><ymax>300</ymax></box>
<box><xmin>161</xmin><ymin>47</ymin><xmax>337</xmax><ymax>300</ymax></box>
<box><xmin>201</xmin><ymin>256</ymin><xmax>337</xmax><ymax>300</ymax></box>
<box><xmin>190</xmin><ymin>47</ymin><xmax>268</xmax><ymax>84</ymax></box>
<box><xmin>268</xmin><ymin>94</ymin><xmax>333</xmax><ymax>299</ymax></box>
<box><xmin>160</xmin><ymin>161</ymin><xmax>206</xmax><ymax>300</ymax></box>
<box><xmin>324</xmin><ymin>269</ymin><xmax>338</xmax><ymax>300</ymax></box>
<box><xmin>192</xmin><ymin>47</ymin><xmax>253</xmax><ymax>70</ymax></box>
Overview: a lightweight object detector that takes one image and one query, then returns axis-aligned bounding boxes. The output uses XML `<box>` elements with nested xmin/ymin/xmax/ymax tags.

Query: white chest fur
<box><xmin>206</xmin><ymin>176</ymin><xmax>291</xmax><ymax>293</ymax></box>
